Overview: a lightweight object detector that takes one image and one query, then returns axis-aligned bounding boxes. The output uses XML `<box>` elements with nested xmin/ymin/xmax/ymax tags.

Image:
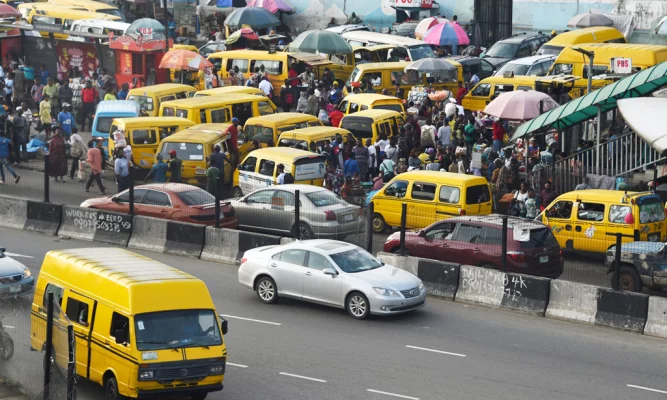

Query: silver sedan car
<box><xmin>0</xmin><ymin>248</ymin><xmax>34</xmax><ymax>297</ymax></box>
<box><xmin>226</xmin><ymin>184</ymin><xmax>365</xmax><ymax>240</ymax></box>
<box><xmin>238</xmin><ymin>240</ymin><xmax>426</xmax><ymax>319</ymax></box>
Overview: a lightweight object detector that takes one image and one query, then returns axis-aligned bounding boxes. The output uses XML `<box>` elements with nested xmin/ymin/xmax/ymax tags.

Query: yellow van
<box><xmin>108</xmin><ymin>117</ymin><xmax>195</xmax><ymax>169</ymax></box>
<box><xmin>208</xmin><ymin>50</ymin><xmax>332</xmax><ymax>97</ymax></box>
<box><xmin>47</xmin><ymin>0</ymin><xmax>125</xmax><ymax>21</ymax></box>
<box><xmin>326</xmin><ymin>46</ymin><xmax>385</xmax><ymax>83</ymax></box>
<box><xmin>345</xmin><ymin>62</ymin><xmax>458</xmax><ymax>99</ymax></box>
<box><xmin>194</xmin><ymin>86</ymin><xmax>265</xmax><ymax>98</ymax></box>
<box><xmin>159</xmin><ymin>94</ymin><xmax>276</xmax><ymax>125</ymax></box>
<box><xmin>31</xmin><ymin>248</ymin><xmax>228</xmax><ymax>399</ymax></box>
<box><xmin>549</xmin><ymin>43</ymin><xmax>667</xmax><ymax>78</ymax></box>
<box><xmin>339</xmin><ymin>109</ymin><xmax>405</xmax><ymax>143</ymax></box>
<box><xmin>244</xmin><ymin>113</ymin><xmax>322</xmax><ymax>145</ymax></box>
<box><xmin>127</xmin><ymin>84</ymin><xmax>196</xmax><ymax>117</ymax></box>
<box><xmin>277</xmin><ymin>126</ymin><xmax>349</xmax><ymax>151</ymax></box>
<box><xmin>538</xmin><ymin>27</ymin><xmax>627</xmax><ymax>56</ymax></box>
<box><xmin>17</xmin><ymin>3</ymin><xmax>85</xmax><ymax>20</ymax></box>
<box><xmin>23</xmin><ymin>5</ymin><xmax>120</xmax><ymax>39</ymax></box>
<box><xmin>233</xmin><ymin>147</ymin><xmax>327</xmax><ymax>197</ymax></box>
<box><xmin>539</xmin><ymin>190</ymin><xmax>666</xmax><ymax>255</ymax></box>
<box><xmin>157</xmin><ymin>124</ymin><xmax>252</xmax><ymax>185</ymax></box>
<box><xmin>338</xmin><ymin>94</ymin><xmax>406</xmax><ymax>116</ymax></box>
<box><xmin>371</xmin><ymin>170</ymin><xmax>493</xmax><ymax>233</ymax></box>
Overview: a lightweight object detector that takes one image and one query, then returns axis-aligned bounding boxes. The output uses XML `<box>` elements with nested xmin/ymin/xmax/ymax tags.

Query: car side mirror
<box><xmin>323</xmin><ymin>268</ymin><xmax>337</xmax><ymax>277</ymax></box>
<box><xmin>111</xmin><ymin>197</ymin><xmax>122</xmax><ymax>204</ymax></box>
<box><xmin>0</xmin><ymin>247</ymin><xmax>5</xmax><ymax>253</ymax></box>
<box><xmin>418</xmin><ymin>230</ymin><xmax>426</xmax><ymax>237</ymax></box>
<box><xmin>114</xmin><ymin>329</ymin><xmax>127</xmax><ymax>345</ymax></box>
<box><xmin>219</xmin><ymin>315</ymin><xmax>229</xmax><ymax>335</ymax></box>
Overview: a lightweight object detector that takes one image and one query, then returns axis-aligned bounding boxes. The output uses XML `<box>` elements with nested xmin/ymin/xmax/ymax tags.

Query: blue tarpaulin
<box><xmin>216</xmin><ymin>0</ymin><xmax>232</xmax><ymax>7</ymax></box>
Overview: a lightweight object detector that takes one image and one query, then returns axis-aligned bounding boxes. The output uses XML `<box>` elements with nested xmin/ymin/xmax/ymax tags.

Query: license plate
<box><xmin>344</xmin><ymin>214</ymin><xmax>353</xmax><ymax>221</ymax></box>
<box><xmin>539</xmin><ymin>256</ymin><xmax>548</xmax><ymax>263</ymax></box>
<box><xmin>9</xmin><ymin>284</ymin><xmax>20</xmax><ymax>294</ymax></box>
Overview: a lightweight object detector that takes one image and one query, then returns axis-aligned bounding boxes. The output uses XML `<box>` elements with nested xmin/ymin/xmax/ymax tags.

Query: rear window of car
<box><xmin>518</xmin><ymin>228</ymin><xmax>558</xmax><ymax>249</ymax></box>
<box><xmin>160</xmin><ymin>142</ymin><xmax>204</xmax><ymax>161</ymax></box>
<box><xmin>466</xmin><ymin>184</ymin><xmax>491</xmax><ymax>204</ymax></box>
<box><xmin>177</xmin><ymin>189</ymin><xmax>215</xmax><ymax>206</ymax></box>
<box><xmin>306</xmin><ymin>191</ymin><xmax>346</xmax><ymax>207</ymax></box>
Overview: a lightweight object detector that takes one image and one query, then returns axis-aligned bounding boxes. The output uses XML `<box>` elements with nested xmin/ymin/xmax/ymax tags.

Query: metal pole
<box><xmin>163</xmin><ymin>0</ymin><xmax>169</xmax><ymax>51</ymax></box>
<box><xmin>501</xmin><ymin>215</ymin><xmax>508</xmax><ymax>271</ymax></box>
<box><xmin>365</xmin><ymin>201</ymin><xmax>374</xmax><ymax>253</ymax></box>
<box><xmin>294</xmin><ymin>189</ymin><xmax>300</xmax><ymax>238</ymax></box>
<box><xmin>596</xmin><ymin>106</ymin><xmax>601</xmax><ymax>175</ymax></box>
<box><xmin>44</xmin><ymin>154</ymin><xmax>50</xmax><ymax>203</ymax></box>
<box><xmin>66</xmin><ymin>325</ymin><xmax>75</xmax><ymax>400</ymax></box>
<box><xmin>584</xmin><ymin>53</ymin><xmax>594</xmax><ymax>141</ymax></box>
<box><xmin>129</xmin><ymin>176</ymin><xmax>135</xmax><ymax>215</ymax></box>
<box><xmin>399</xmin><ymin>203</ymin><xmax>407</xmax><ymax>256</ymax></box>
<box><xmin>614</xmin><ymin>233</ymin><xmax>622</xmax><ymax>291</ymax></box>
<box><xmin>43</xmin><ymin>292</ymin><xmax>54</xmax><ymax>400</ymax></box>
<box><xmin>214</xmin><ymin>176</ymin><xmax>221</xmax><ymax>229</ymax></box>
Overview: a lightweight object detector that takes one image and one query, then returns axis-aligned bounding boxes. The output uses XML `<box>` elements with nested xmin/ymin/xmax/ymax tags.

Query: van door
<box><xmin>88</xmin><ymin>305</ymin><xmax>134</xmax><ymax>388</ymax></box>
<box><xmin>463</xmin><ymin>82</ymin><xmax>492</xmax><ymax>111</ymax></box>
<box><xmin>573</xmin><ymin>201</ymin><xmax>607</xmax><ymax>253</ymax></box>
<box><xmin>543</xmin><ymin>200</ymin><xmax>575</xmax><ymax>250</ymax></box>
<box><xmin>435</xmin><ymin>184</ymin><xmax>462</xmax><ymax>219</ymax></box>
<box><xmin>208</xmin><ymin>107</ymin><xmax>231</xmax><ymax>123</ymax></box>
<box><xmin>130</xmin><ymin>129</ymin><xmax>158</xmax><ymax>169</ymax></box>
<box><xmin>375</xmin><ymin>179</ymin><xmax>409</xmax><ymax>229</ymax></box>
<box><xmin>63</xmin><ymin>292</ymin><xmax>95</xmax><ymax>376</ymax></box>
<box><xmin>237</xmin><ymin>155</ymin><xmax>263</xmax><ymax>195</ymax></box>
<box><xmin>406</xmin><ymin>181</ymin><xmax>437</xmax><ymax>229</ymax></box>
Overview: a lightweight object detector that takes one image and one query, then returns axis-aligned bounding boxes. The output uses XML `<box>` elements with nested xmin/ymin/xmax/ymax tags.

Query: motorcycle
<box><xmin>0</xmin><ymin>316</ymin><xmax>14</xmax><ymax>360</ymax></box>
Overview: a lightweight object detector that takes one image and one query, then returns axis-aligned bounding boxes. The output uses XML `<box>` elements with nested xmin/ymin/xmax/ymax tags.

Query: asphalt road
<box><xmin>1</xmin><ymin>228</ymin><xmax>667</xmax><ymax>400</ymax></box>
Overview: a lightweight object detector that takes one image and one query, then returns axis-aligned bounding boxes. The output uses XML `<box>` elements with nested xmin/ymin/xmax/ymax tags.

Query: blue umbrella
<box><xmin>224</xmin><ymin>7</ymin><xmax>281</xmax><ymax>30</ymax></box>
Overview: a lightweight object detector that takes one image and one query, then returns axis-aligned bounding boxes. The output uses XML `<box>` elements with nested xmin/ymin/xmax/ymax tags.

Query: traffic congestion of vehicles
<box><xmin>2</xmin><ymin>3</ymin><xmax>667</xmax><ymax>399</ymax></box>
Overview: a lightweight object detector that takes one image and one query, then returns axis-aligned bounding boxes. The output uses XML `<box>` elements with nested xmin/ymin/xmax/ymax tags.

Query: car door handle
<box><xmin>305</xmin><ymin>271</ymin><xmax>312</xmax><ymax>276</ymax></box>
<box><xmin>160</xmin><ymin>210</ymin><xmax>168</xmax><ymax>213</ymax></box>
<box><xmin>575</xmin><ymin>226</ymin><xmax>582</xmax><ymax>232</ymax></box>
<box><xmin>473</xmin><ymin>248</ymin><xmax>481</xmax><ymax>253</ymax></box>
<box><xmin>270</xmin><ymin>263</ymin><xmax>278</xmax><ymax>268</ymax></box>
<box><xmin>440</xmin><ymin>244</ymin><xmax>449</xmax><ymax>247</ymax></box>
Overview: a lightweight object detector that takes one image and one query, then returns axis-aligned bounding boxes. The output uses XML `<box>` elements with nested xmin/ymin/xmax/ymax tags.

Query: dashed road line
<box><xmin>367</xmin><ymin>389</ymin><xmax>420</xmax><ymax>399</ymax></box>
<box><xmin>627</xmin><ymin>384</ymin><xmax>667</xmax><ymax>394</ymax></box>
<box><xmin>227</xmin><ymin>362</ymin><xmax>248</xmax><ymax>368</ymax></box>
<box><xmin>218</xmin><ymin>314</ymin><xmax>281</xmax><ymax>326</ymax></box>
<box><xmin>405</xmin><ymin>345</ymin><xmax>466</xmax><ymax>358</ymax></box>
<box><xmin>279</xmin><ymin>372</ymin><xmax>327</xmax><ymax>383</ymax></box>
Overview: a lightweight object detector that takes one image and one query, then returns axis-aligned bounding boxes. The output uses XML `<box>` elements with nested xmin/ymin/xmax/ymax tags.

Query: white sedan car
<box><xmin>238</xmin><ymin>240</ymin><xmax>426</xmax><ymax>319</ymax></box>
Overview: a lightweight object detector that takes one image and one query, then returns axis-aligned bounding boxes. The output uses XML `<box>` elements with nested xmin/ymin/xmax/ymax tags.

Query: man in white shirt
<box><xmin>438</xmin><ymin>123</ymin><xmax>452</xmax><ymax>148</ymax></box>
<box><xmin>470</xmin><ymin>73</ymin><xmax>479</xmax><ymax>86</ymax></box>
<box><xmin>366</xmin><ymin>138</ymin><xmax>376</xmax><ymax>175</ymax></box>
<box><xmin>258</xmin><ymin>76</ymin><xmax>273</xmax><ymax>97</ymax></box>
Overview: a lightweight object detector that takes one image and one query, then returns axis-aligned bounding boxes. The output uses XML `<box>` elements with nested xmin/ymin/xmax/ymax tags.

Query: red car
<box><xmin>384</xmin><ymin>215</ymin><xmax>563</xmax><ymax>278</ymax></box>
<box><xmin>81</xmin><ymin>183</ymin><xmax>238</xmax><ymax>228</ymax></box>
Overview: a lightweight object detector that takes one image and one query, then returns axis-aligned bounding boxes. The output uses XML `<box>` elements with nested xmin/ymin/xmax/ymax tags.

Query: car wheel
<box><xmin>617</xmin><ymin>266</ymin><xmax>643</xmax><ymax>293</ymax></box>
<box><xmin>105</xmin><ymin>375</ymin><xmax>126</xmax><ymax>400</ymax></box>
<box><xmin>372</xmin><ymin>214</ymin><xmax>387</xmax><ymax>234</ymax></box>
<box><xmin>393</xmin><ymin>248</ymin><xmax>409</xmax><ymax>256</ymax></box>
<box><xmin>232</xmin><ymin>186</ymin><xmax>243</xmax><ymax>198</ymax></box>
<box><xmin>346</xmin><ymin>292</ymin><xmax>370</xmax><ymax>320</ymax></box>
<box><xmin>256</xmin><ymin>276</ymin><xmax>278</xmax><ymax>304</ymax></box>
<box><xmin>295</xmin><ymin>222</ymin><xmax>314</xmax><ymax>240</ymax></box>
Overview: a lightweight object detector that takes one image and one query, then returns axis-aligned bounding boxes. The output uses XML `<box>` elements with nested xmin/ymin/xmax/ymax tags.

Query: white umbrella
<box><xmin>655</xmin><ymin>16</ymin><xmax>667</xmax><ymax>35</ymax></box>
<box><xmin>567</xmin><ymin>12</ymin><xmax>614</xmax><ymax>28</ymax></box>
<box><xmin>617</xmin><ymin>98</ymin><xmax>667</xmax><ymax>153</ymax></box>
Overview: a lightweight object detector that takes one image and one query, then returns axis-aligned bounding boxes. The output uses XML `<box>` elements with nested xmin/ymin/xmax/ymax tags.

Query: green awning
<box><xmin>512</xmin><ymin>61</ymin><xmax>667</xmax><ymax>141</ymax></box>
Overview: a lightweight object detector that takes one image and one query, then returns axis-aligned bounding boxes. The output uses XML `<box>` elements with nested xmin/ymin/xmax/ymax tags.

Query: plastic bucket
<box><xmin>24</xmin><ymin>67</ymin><xmax>35</xmax><ymax>80</ymax></box>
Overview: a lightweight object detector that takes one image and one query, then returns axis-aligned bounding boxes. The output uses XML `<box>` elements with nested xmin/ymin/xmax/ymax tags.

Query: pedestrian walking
<box><xmin>57</xmin><ymin>103</ymin><xmax>76</xmax><ymax>139</ymax></box>
<box><xmin>114</xmin><ymin>149</ymin><xmax>131</xmax><ymax>192</ymax></box>
<box><xmin>0</xmin><ymin>131</ymin><xmax>19</xmax><ymax>184</ymax></box>
<box><xmin>48</xmin><ymin>129</ymin><xmax>68</xmax><ymax>182</ymax></box>
<box><xmin>69</xmin><ymin>130</ymin><xmax>86</xmax><ymax>181</ymax></box>
<box><xmin>85</xmin><ymin>140</ymin><xmax>106</xmax><ymax>194</ymax></box>
<box><xmin>168</xmin><ymin>150</ymin><xmax>182</xmax><ymax>183</ymax></box>
<box><xmin>39</xmin><ymin>64</ymin><xmax>50</xmax><ymax>86</ymax></box>
<box><xmin>31</xmin><ymin>79</ymin><xmax>44</xmax><ymax>106</ymax></box>
<box><xmin>5</xmin><ymin>108</ymin><xmax>25</xmax><ymax>167</ymax></box>
<box><xmin>145</xmin><ymin>153</ymin><xmax>168</xmax><ymax>183</ymax></box>
<box><xmin>208</xmin><ymin>144</ymin><xmax>229</xmax><ymax>186</ymax></box>
<box><xmin>39</xmin><ymin>94</ymin><xmax>52</xmax><ymax>134</ymax></box>
<box><xmin>4</xmin><ymin>72</ymin><xmax>13</xmax><ymax>109</ymax></box>
<box><xmin>58</xmin><ymin>78</ymin><xmax>73</xmax><ymax>111</ymax></box>
<box><xmin>353</xmin><ymin>139</ymin><xmax>369</xmax><ymax>181</ymax></box>
<box><xmin>206</xmin><ymin>164</ymin><xmax>220</xmax><ymax>195</ymax></box>
<box><xmin>42</xmin><ymin>78</ymin><xmax>59</xmax><ymax>116</ymax></box>
<box><xmin>80</xmin><ymin>80</ymin><xmax>98</xmax><ymax>131</ymax></box>
<box><xmin>104</xmin><ymin>85</ymin><xmax>118</xmax><ymax>101</ymax></box>
<box><xmin>280</xmin><ymin>80</ymin><xmax>293</xmax><ymax>112</ymax></box>
<box><xmin>117</xmin><ymin>83</ymin><xmax>129</xmax><ymax>100</ymax></box>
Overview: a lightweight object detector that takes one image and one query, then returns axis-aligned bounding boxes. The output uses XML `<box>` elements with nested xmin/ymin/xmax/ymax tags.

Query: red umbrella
<box><xmin>0</xmin><ymin>4</ymin><xmax>19</xmax><ymax>19</ymax></box>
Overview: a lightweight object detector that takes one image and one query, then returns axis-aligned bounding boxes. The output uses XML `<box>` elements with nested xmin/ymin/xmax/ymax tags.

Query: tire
<box><xmin>392</xmin><ymin>248</ymin><xmax>409</xmax><ymax>256</ymax></box>
<box><xmin>191</xmin><ymin>394</ymin><xmax>208</xmax><ymax>400</ymax></box>
<box><xmin>0</xmin><ymin>331</ymin><xmax>13</xmax><ymax>360</ymax></box>
<box><xmin>372</xmin><ymin>213</ymin><xmax>387</xmax><ymax>234</ymax></box>
<box><xmin>617</xmin><ymin>266</ymin><xmax>643</xmax><ymax>293</ymax></box>
<box><xmin>105</xmin><ymin>375</ymin><xmax>126</xmax><ymax>400</ymax></box>
<box><xmin>346</xmin><ymin>292</ymin><xmax>370</xmax><ymax>320</ymax></box>
<box><xmin>295</xmin><ymin>222</ymin><xmax>314</xmax><ymax>240</ymax></box>
<box><xmin>232</xmin><ymin>186</ymin><xmax>243</xmax><ymax>198</ymax></box>
<box><xmin>256</xmin><ymin>276</ymin><xmax>278</xmax><ymax>304</ymax></box>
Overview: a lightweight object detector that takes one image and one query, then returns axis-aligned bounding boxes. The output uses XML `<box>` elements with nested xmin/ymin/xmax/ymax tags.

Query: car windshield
<box><xmin>96</xmin><ymin>117</ymin><xmax>114</xmax><ymax>134</ymax></box>
<box><xmin>306</xmin><ymin>190</ymin><xmax>346</xmax><ymax>207</ymax></box>
<box><xmin>485</xmin><ymin>43</ymin><xmax>519</xmax><ymax>58</ymax></box>
<box><xmin>177</xmin><ymin>189</ymin><xmax>215</xmax><ymax>206</ymax></box>
<box><xmin>519</xmin><ymin>228</ymin><xmax>558</xmax><ymax>249</ymax></box>
<box><xmin>160</xmin><ymin>142</ymin><xmax>204</xmax><ymax>161</ymax></box>
<box><xmin>639</xmin><ymin>197</ymin><xmax>666</xmax><ymax>223</ymax></box>
<box><xmin>496</xmin><ymin>63</ymin><xmax>530</xmax><ymax>76</ymax></box>
<box><xmin>127</xmin><ymin>95</ymin><xmax>154</xmax><ymax>111</ymax></box>
<box><xmin>347</xmin><ymin>67</ymin><xmax>361</xmax><ymax>86</ymax></box>
<box><xmin>330</xmin><ymin>249</ymin><xmax>382</xmax><ymax>273</ymax></box>
<box><xmin>408</xmin><ymin>44</ymin><xmax>435</xmax><ymax>60</ymax></box>
<box><xmin>135</xmin><ymin>309</ymin><xmax>222</xmax><ymax>351</ymax></box>
<box><xmin>538</xmin><ymin>45</ymin><xmax>563</xmax><ymax>55</ymax></box>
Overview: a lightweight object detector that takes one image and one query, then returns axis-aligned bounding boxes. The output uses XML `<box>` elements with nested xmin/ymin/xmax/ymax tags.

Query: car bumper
<box><xmin>0</xmin><ymin>276</ymin><xmax>34</xmax><ymax>297</ymax></box>
<box><xmin>310</xmin><ymin>221</ymin><xmax>366</xmax><ymax>239</ymax></box>
<box><xmin>370</xmin><ymin>289</ymin><xmax>427</xmax><ymax>315</ymax></box>
<box><xmin>137</xmin><ymin>383</ymin><xmax>223</xmax><ymax>398</ymax></box>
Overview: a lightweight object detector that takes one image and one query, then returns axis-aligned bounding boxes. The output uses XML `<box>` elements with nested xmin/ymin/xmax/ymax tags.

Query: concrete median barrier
<box><xmin>376</xmin><ymin>252</ymin><xmax>419</xmax><ymax>276</ymax></box>
<box><xmin>595</xmin><ymin>288</ymin><xmax>648</xmax><ymax>333</ymax></box>
<box><xmin>500</xmin><ymin>273</ymin><xmax>551</xmax><ymax>316</ymax></box>
<box><xmin>643</xmin><ymin>296</ymin><xmax>667</xmax><ymax>339</ymax></box>
<box><xmin>59</xmin><ymin>206</ymin><xmax>132</xmax><ymax>246</ymax></box>
<box><xmin>546</xmin><ymin>280</ymin><xmax>599</xmax><ymax>325</ymax></box>
<box><xmin>165</xmin><ymin>221</ymin><xmax>205</xmax><ymax>258</ymax></box>
<box><xmin>416</xmin><ymin>259</ymin><xmax>460</xmax><ymax>300</ymax></box>
<box><xmin>456</xmin><ymin>265</ymin><xmax>505</xmax><ymax>308</ymax></box>
<box><xmin>0</xmin><ymin>195</ymin><xmax>27</xmax><ymax>230</ymax></box>
<box><xmin>201</xmin><ymin>228</ymin><xmax>282</xmax><ymax>264</ymax></box>
<box><xmin>0</xmin><ymin>195</ymin><xmax>62</xmax><ymax>235</ymax></box>
<box><xmin>128</xmin><ymin>215</ymin><xmax>167</xmax><ymax>253</ymax></box>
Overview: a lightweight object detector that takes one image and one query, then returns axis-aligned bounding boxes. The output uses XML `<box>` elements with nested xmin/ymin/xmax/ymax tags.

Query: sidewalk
<box><xmin>0</xmin><ymin>380</ymin><xmax>26</xmax><ymax>400</ymax></box>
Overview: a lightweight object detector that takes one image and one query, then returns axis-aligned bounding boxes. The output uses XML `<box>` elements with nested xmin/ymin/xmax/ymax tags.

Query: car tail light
<box><xmin>507</xmin><ymin>251</ymin><xmax>525</xmax><ymax>263</ymax></box>
<box><xmin>459</xmin><ymin>209</ymin><xmax>466</xmax><ymax>215</ymax></box>
<box><xmin>324</xmin><ymin>210</ymin><xmax>336</xmax><ymax>221</ymax></box>
<box><xmin>240</xmin><ymin>258</ymin><xmax>247</xmax><ymax>264</ymax></box>
<box><xmin>223</xmin><ymin>205</ymin><xmax>235</xmax><ymax>217</ymax></box>
<box><xmin>356</xmin><ymin>208</ymin><xmax>363</xmax><ymax>217</ymax></box>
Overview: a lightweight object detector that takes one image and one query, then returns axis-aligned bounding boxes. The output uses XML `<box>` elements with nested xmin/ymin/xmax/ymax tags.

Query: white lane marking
<box><xmin>3</xmin><ymin>326</ymin><xmax>15</xmax><ymax>329</ymax></box>
<box><xmin>218</xmin><ymin>314</ymin><xmax>281</xmax><ymax>326</ymax></box>
<box><xmin>627</xmin><ymin>384</ymin><xmax>667</xmax><ymax>394</ymax></box>
<box><xmin>405</xmin><ymin>345</ymin><xmax>466</xmax><ymax>358</ymax></box>
<box><xmin>279</xmin><ymin>372</ymin><xmax>327</xmax><ymax>383</ymax></box>
<box><xmin>227</xmin><ymin>362</ymin><xmax>248</xmax><ymax>368</ymax></box>
<box><xmin>4</xmin><ymin>252</ymin><xmax>34</xmax><ymax>259</ymax></box>
<box><xmin>367</xmin><ymin>389</ymin><xmax>420</xmax><ymax>400</ymax></box>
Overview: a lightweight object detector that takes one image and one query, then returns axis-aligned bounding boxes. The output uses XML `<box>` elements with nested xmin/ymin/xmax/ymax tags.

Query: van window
<box><xmin>232</xmin><ymin>102</ymin><xmax>253</xmax><ymax>122</ymax></box>
<box><xmin>411</xmin><ymin>183</ymin><xmax>436</xmax><ymax>201</ymax></box>
<box><xmin>366</xmin><ymin>72</ymin><xmax>382</xmax><ymax>86</ymax></box>
<box><xmin>241</xmin><ymin>156</ymin><xmax>257</xmax><ymax>171</ymax></box>
<box><xmin>349</xmin><ymin>102</ymin><xmax>360</xmax><ymax>114</ymax></box>
<box><xmin>294</xmin><ymin>157</ymin><xmax>326</xmax><ymax>181</ymax></box>
<box><xmin>160</xmin><ymin>142</ymin><xmax>204</xmax><ymax>161</ymax></box>
<box><xmin>159</xmin><ymin>95</ymin><xmax>176</xmax><ymax>103</ymax></box>
<box><xmin>466</xmin><ymin>185</ymin><xmax>491</xmax><ymax>204</ymax></box>
<box><xmin>162</xmin><ymin>107</ymin><xmax>175</xmax><ymax>116</ymax></box>
<box><xmin>494</xmin><ymin>84</ymin><xmax>514</xmax><ymax>96</ymax></box>
<box><xmin>577</xmin><ymin>202</ymin><xmax>604</xmax><ymax>222</ymax></box>
<box><xmin>550</xmin><ymin>63</ymin><xmax>573</xmax><ymax>75</ymax></box>
<box><xmin>439</xmin><ymin>185</ymin><xmax>460</xmax><ymax>204</ymax></box>
<box><xmin>609</xmin><ymin>205</ymin><xmax>631</xmax><ymax>224</ymax></box>
<box><xmin>374</xmin><ymin>104</ymin><xmax>404</xmax><ymax>113</ymax></box>
<box><xmin>391</xmin><ymin>71</ymin><xmax>422</xmax><ymax>85</ymax></box>
<box><xmin>110</xmin><ymin>312</ymin><xmax>130</xmax><ymax>343</ymax></box>
<box><xmin>472</xmin><ymin>83</ymin><xmax>491</xmax><ymax>96</ymax></box>
<box><xmin>160</xmin><ymin>126</ymin><xmax>180</xmax><ymax>140</ymax></box>
<box><xmin>65</xmin><ymin>298</ymin><xmax>90</xmax><ymax>326</ymax></box>
<box><xmin>583</xmin><ymin>65</ymin><xmax>609</xmax><ymax>78</ymax></box>
<box><xmin>175</xmin><ymin>91</ymin><xmax>189</xmax><ymax>100</ymax></box>
<box><xmin>43</xmin><ymin>283</ymin><xmax>63</xmax><ymax>308</ymax></box>
<box><xmin>251</xmin><ymin>60</ymin><xmax>283</xmax><ymax>75</ymax></box>
<box><xmin>227</xmin><ymin>59</ymin><xmax>249</xmax><ymax>72</ymax></box>
<box><xmin>331</xmin><ymin>54</ymin><xmax>347</xmax><ymax>64</ymax></box>
<box><xmin>384</xmin><ymin>180</ymin><xmax>408</xmax><ymax>198</ymax></box>
<box><xmin>210</xmin><ymin>108</ymin><xmax>230</xmax><ymax>123</ymax></box>
<box><xmin>607</xmin><ymin>38</ymin><xmax>627</xmax><ymax>44</ymax></box>
<box><xmin>259</xmin><ymin>159</ymin><xmax>275</xmax><ymax>176</ymax></box>
<box><xmin>258</xmin><ymin>101</ymin><xmax>274</xmax><ymax>116</ymax></box>
<box><xmin>548</xmin><ymin>201</ymin><xmax>573</xmax><ymax>219</ymax></box>
<box><xmin>132</xmin><ymin>129</ymin><xmax>156</xmax><ymax>145</ymax></box>
<box><xmin>128</xmin><ymin>96</ymin><xmax>154</xmax><ymax>111</ymax></box>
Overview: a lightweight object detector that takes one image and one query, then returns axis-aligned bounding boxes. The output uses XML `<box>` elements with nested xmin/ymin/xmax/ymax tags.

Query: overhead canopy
<box><xmin>617</xmin><ymin>98</ymin><xmax>667</xmax><ymax>153</ymax></box>
<box><xmin>512</xmin><ymin>61</ymin><xmax>667</xmax><ymax>141</ymax></box>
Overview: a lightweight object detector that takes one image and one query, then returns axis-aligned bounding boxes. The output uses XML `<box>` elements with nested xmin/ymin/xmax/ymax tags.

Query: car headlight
<box><xmin>138</xmin><ymin>370</ymin><xmax>154</xmax><ymax>380</ymax></box>
<box><xmin>418</xmin><ymin>280</ymin><xmax>424</xmax><ymax>291</ymax></box>
<box><xmin>209</xmin><ymin>365</ymin><xmax>224</xmax><ymax>375</ymax></box>
<box><xmin>22</xmin><ymin>268</ymin><xmax>31</xmax><ymax>279</ymax></box>
<box><xmin>373</xmin><ymin>287</ymin><xmax>400</xmax><ymax>296</ymax></box>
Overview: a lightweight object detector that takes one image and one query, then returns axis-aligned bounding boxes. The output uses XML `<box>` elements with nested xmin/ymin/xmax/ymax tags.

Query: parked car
<box><xmin>446</xmin><ymin>55</ymin><xmax>496</xmax><ymax>81</ymax></box>
<box><xmin>238</xmin><ymin>239</ymin><xmax>426</xmax><ymax>319</ymax></box>
<box><xmin>0</xmin><ymin>247</ymin><xmax>34</xmax><ymax>297</ymax></box>
<box><xmin>226</xmin><ymin>184</ymin><xmax>364</xmax><ymax>240</ymax></box>
<box><xmin>605</xmin><ymin>241</ymin><xmax>667</xmax><ymax>292</ymax></box>
<box><xmin>383</xmin><ymin>215</ymin><xmax>564</xmax><ymax>278</ymax></box>
<box><xmin>81</xmin><ymin>183</ymin><xmax>238</xmax><ymax>228</ymax></box>
<box><xmin>494</xmin><ymin>55</ymin><xmax>557</xmax><ymax>77</ymax></box>
<box><xmin>481</xmin><ymin>34</ymin><xmax>550</xmax><ymax>69</ymax></box>
<box><xmin>198</xmin><ymin>41</ymin><xmax>226</xmax><ymax>58</ymax></box>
